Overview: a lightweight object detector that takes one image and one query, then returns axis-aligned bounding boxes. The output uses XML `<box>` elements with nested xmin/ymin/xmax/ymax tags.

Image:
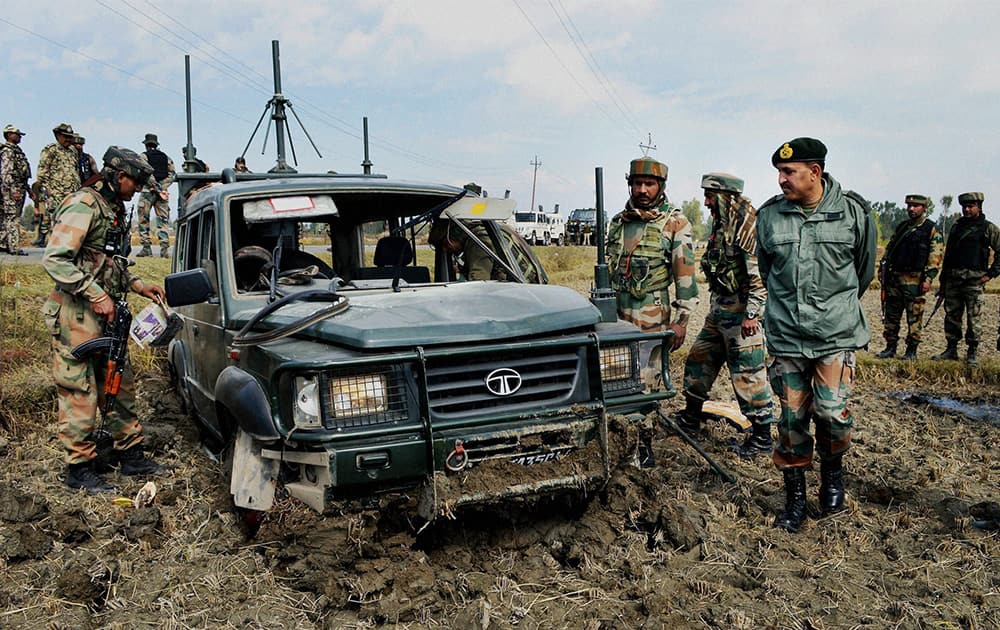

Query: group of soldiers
<box><xmin>876</xmin><ymin>192</ymin><xmax>1000</xmax><ymax>364</ymax></box>
<box><xmin>608</xmin><ymin>137</ymin><xmax>878</xmax><ymax>534</ymax></box>
<box><xmin>609</xmin><ymin>137</ymin><xmax>999</xmax><ymax>533</ymax></box>
<box><xmin>0</xmin><ymin>123</ymin><xmax>224</xmax><ymax>258</ymax></box>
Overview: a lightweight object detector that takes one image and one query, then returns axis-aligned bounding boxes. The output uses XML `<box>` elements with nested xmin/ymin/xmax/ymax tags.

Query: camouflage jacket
<box><xmin>607</xmin><ymin>201</ymin><xmax>699</xmax><ymax>320</ymax></box>
<box><xmin>756</xmin><ymin>173</ymin><xmax>877</xmax><ymax>358</ymax></box>
<box><xmin>37</xmin><ymin>142</ymin><xmax>81</xmax><ymax>207</ymax></box>
<box><xmin>0</xmin><ymin>141</ymin><xmax>32</xmax><ymax>197</ymax></box>
<box><xmin>703</xmin><ymin>193</ymin><xmax>767</xmax><ymax>315</ymax></box>
<box><xmin>42</xmin><ymin>181</ymin><xmax>142</xmax><ymax>304</ymax></box>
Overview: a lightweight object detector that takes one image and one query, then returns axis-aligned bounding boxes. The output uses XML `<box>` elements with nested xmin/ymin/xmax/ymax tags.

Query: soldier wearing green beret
<box><xmin>932</xmin><ymin>192</ymin><xmax>1000</xmax><ymax>365</ymax></box>
<box><xmin>679</xmin><ymin>173</ymin><xmax>774</xmax><ymax>458</ymax></box>
<box><xmin>875</xmin><ymin>194</ymin><xmax>944</xmax><ymax>360</ymax></box>
<box><xmin>756</xmin><ymin>137</ymin><xmax>877</xmax><ymax>533</ymax></box>
<box><xmin>42</xmin><ymin>146</ymin><xmax>168</xmax><ymax>493</ymax></box>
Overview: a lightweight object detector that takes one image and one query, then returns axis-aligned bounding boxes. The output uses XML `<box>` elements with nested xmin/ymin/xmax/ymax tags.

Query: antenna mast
<box><xmin>241</xmin><ymin>40</ymin><xmax>323</xmax><ymax>173</ymax></box>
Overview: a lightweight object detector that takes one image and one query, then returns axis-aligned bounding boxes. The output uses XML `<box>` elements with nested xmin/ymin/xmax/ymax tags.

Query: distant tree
<box><xmin>680</xmin><ymin>198</ymin><xmax>708</xmax><ymax>241</ymax></box>
<box><xmin>871</xmin><ymin>201</ymin><xmax>906</xmax><ymax>242</ymax></box>
<box><xmin>939</xmin><ymin>195</ymin><xmax>955</xmax><ymax>239</ymax></box>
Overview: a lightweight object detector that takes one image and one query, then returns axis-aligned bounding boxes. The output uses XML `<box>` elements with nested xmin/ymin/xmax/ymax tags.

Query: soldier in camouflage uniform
<box><xmin>36</xmin><ymin>123</ymin><xmax>81</xmax><ymax>247</ymax></box>
<box><xmin>73</xmin><ymin>135</ymin><xmax>99</xmax><ymax>186</ymax></box>
<box><xmin>0</xmin><ymin>124</ymin><xmax>33</xmax><ymax>255</ymax></box>
<box><xmin>680</xmin><ymin>173</ymin><xmax>774</xmax><ymax>458</ymax></box>
<box><xmin>428</xmin><ymin>218</ymin><xmax>540</xmax><ymax>283</ymax></box>
<box><xmin>932</xmin><ymin>192</ymin><xmax>1000</xmax><ymax>366</ymax></box>
<box><xmin>41</xmin><ymin>146</ymin><xmax>167</xmax><ymax>493</ymax></box>
<box><xmin>756</xmin><ymin>138</ymin><xmax>877</xmax><ymax>533</ymax></box>
<box><xmin>875</xmin><ymin>194</ymin><xmax>944</xmax><ymax>360</ymax></box>
<box><xmin>136</xmin><ymin>133</ymin><xmax>175</xmax><ymax>258</ymax></box>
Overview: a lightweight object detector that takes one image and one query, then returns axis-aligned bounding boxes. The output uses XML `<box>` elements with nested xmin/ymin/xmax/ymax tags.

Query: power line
<box><xmin>509</xmin><ymin>0</ymin><xmax>628</xmax><ymax>136</ymax></box>
<box><xmin>550</xmin><ymin>0</ymin><xmax>640</xmax><ymax>133</ymax></box>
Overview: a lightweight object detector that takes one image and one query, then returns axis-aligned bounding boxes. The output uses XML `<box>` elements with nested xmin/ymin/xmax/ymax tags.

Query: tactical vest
<box><xmin>889</xmin><ymin>219</ymin><xmax>935</xmax><ymax>272</ymax></box>
<box><xmin>78</xmin><ymin>152</ymin><xmax>95</xmax><ymax>183</ymax></box>
<box><xmin>145</xmin><ymin>148</ymin><xmax>170</xmax><ymax>182</ymax></box>
<box><xmin>607</xmin><ymin>213</ymin><xmax>673</xmax><ymax>300</ymax></box>
<box><xmin>944</xmin><ymin>217</ymin><xmax>990</xmax><ymax>272</ymax></box>
<box><xmin>701</xmin><ymin>218</ymin><xmax>747</xmax><ymax>295</ymax></box>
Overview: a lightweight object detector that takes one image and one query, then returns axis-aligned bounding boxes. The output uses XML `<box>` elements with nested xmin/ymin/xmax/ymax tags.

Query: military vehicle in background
<box><xmin>565</xmin><ymin>207</ymin><xmax>602</xmax><ymax>246</ymax></box>
<box><xmin>506</xmin><ymin>206</ymin><xmax>566</xmax><ymax>246</ymax></box>
<box><xmin>164</xmin><ymin>42</ymin><xmax>674</xmax><ymax>524</ymax></box>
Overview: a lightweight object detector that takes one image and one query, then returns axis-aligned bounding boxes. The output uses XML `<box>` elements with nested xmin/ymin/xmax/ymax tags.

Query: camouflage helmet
<box><xmin>628</xmin><ymin>157</ymin><xmax>668</xmax><ymax>181</ymax></box>
<box><xmin>958</xmin><ymin>192</ymin><xmax>984</xmax><ymax>205</ymax></box>
<box><xmin>102</xmin><ymin>146</ymin><xmax>155</xmax><ymax>182</ymax></box>
<box><xmin>701</xmin><ymin>172</ymin><xmax>744</xmax><ymax>194</ymax></box>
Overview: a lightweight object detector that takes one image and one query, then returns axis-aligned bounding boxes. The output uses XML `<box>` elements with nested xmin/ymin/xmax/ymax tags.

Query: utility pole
<box><xmin>639</xmin><ymin>132</ymin><xmax>657</xmax><ymax>157</ymax></box>
<box><xmin>529</xmin><ymin>155</ymin><xmax>542</xmax><ymax>215</ymax></box>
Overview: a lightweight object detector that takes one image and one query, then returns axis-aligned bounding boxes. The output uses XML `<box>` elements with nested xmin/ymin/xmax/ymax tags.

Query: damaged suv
<box><xmin>165</xmin><ymin>168</ymin><xmax>673</xmax><ymax>520</ymax></box>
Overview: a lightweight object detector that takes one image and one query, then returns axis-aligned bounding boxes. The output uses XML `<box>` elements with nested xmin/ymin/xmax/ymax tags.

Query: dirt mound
<box><xmin>1</xmin><ymin>323</ymin><xmax>999</xmax><ymax>627</ymax></box>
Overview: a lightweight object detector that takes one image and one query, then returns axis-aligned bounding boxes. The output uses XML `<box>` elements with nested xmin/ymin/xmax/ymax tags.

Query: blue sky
<box><xmin>3</xmin><ymin>1</ymin><xmax>999</xmax><ymax>219</ymax></box>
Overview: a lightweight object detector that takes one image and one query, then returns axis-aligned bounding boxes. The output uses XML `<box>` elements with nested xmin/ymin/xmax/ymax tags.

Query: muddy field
<box><xmin>1</xmin><ymin>284</ymin><xmax>998</xmax><ymax>629</ymax></box>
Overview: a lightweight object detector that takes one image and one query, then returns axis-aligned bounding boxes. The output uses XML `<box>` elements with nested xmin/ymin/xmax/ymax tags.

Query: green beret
<box><xmin>701</xmin><ymin>172</ymin><xmax>744</xmax><ymax>194</ymax></box>
<box><xmin>628</xmin><ymin>157</ymin><xmax>668</xmax><ymax>181</ymax></box>
<box><xmin>904</xmin><ymin>194</ymin><xmax>930</xmax><ymax>206</ymax></box>
<box><xmin>958</xmin><ymin>192</ymin><xmax>984</xmax><ymax>205</ymax></box>
<box><xmin>771</xmin><ymin>137</ymin><xmax>827</xmax><ymax>166</ymax></box>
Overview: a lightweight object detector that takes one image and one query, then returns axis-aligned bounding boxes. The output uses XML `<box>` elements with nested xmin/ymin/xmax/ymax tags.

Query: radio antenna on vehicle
<box><xmin>241</xmin><ymin>40</ymin><xmax>323</xmax><ymax>173</ymax></box>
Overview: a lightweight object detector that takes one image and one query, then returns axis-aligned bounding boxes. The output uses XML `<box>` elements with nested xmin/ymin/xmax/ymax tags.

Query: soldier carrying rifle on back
<box><xmin>875</xmin><ymin>194</ymin><xmax>943</xmax><ymax>360</ymax></box>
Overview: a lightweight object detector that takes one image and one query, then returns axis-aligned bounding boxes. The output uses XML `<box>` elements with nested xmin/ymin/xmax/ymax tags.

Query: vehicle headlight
<box><xmin>294</xmin><ymin>376</ymin><xmax>322</xmax><ymax>429</ymax></box>
<box><xmin>329</xmin><ymin>373</ymin><xmax>388</xmax><ymax>417</ymax></box>
<box><xmin>600</xmin><ymin>344</ymin><xmax>637</xmax><ymax>387</ymax></box>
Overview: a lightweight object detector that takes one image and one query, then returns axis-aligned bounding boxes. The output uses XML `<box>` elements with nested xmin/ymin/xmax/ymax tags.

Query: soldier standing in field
<box><xmin>607</xmin><ymin>157</ymin><xmax>698</xmax><ymax>467</ymax></box>
<box><xmin>136</xmin><ymin>133</ymin><xmax>175</xmax><ymax>258</ymax></box>
<box><xmin>0</xmin><ymin>124</ymin><xmax>33</xmax><ymax>255</ymax></box>
<box><xmin>679</xmin><ymin>173</ymin><xmax>774</xmax><ymax>458</ymax></box>
<box><xmin>932</xmin><ymin>192</ymin><xmax>1000</xmax><ymax>366</ymax></box>
<box><xmin>36</xmin><ymin>123</ymin><xmax>81</xmax><ymax>247</ymax></box>
<box><xmin>875</xmin><ymin>194</ymin><xmax>943</xmax><ymax>360</ymax></box>
<box><xmin>73</xmin><ymin>135</ymin><xmax>100</xmax><ymax>186</ymax></box>
<box><xmin>41</xmin><ymin>146</ymin><xmax>167</xmax><ymax>493</ymax></box>
<box><xmin>756</xmin><ymin>138</ymin><xmax>877</xmax><ymax>533</ymax></box>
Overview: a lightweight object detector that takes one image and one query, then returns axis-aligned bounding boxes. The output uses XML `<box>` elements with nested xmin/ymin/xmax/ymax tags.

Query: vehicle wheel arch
<box><xmin>215</xmin><ymin>366</ymin><xmax>282</xmax><ymax>442</ymax></box>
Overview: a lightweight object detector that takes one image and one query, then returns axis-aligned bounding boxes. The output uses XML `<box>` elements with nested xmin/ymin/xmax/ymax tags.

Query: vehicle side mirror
<box><xmin>165</xmin><ymin>268</ymin><xmax>215</xmax><ymax>307</ymax></box>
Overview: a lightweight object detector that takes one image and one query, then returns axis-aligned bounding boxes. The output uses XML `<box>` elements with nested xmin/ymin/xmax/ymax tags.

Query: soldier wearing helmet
<box><xmin>679</xmin><ymin>173</ymin><xmax>774</xmax><ymax>458</ymax></box>
<box><xmin>41</xmin><ymin>145</ymin><xmax>168</xmax><ymax>494</ymax></box>
<box><xmin>35</xmin><ymin>123</ymin><xmax>82</xmax><ymax>246</ymax></box>
<box><xmin>606</xmin><ymin>156</ymin><xmax>699</xmax><ymax>466</ymax></box>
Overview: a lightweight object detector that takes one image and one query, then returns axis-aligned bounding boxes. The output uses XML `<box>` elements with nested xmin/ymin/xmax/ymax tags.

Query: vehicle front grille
<box><xmin>425</xmin><ymin>349</ymin><xmax>582</xmax><ymax>417</ymax></box>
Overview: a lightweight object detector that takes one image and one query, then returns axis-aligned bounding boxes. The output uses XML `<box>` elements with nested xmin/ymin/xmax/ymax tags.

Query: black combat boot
<box><xmin>819</xmin><ymin>455</ymin><xmax>846</xmax><ymax>516</ymax></box>
<box><xmin>136</xmin><ymin>245</ymin><xmax>152</xmax><ymax>257</ymax></box>
<box><xmin>875</xmin><ymin>343</ymin><xmax>897</xmax><ymax>359</ymax></box>
<box><xmin>66</xmin><ymin>461</ymin><xmax>117</xmax><ymax>493</ymax></box>
<box><xmin>773</xmin><ymin>468</ymin><xmax>808</xmax><ymax>533</ymax></box>
<box><xmin>966</xmin><ymin>344</ymin><xmax>979</xmax><ymax>367</ymax></box>
<box><xmin>732</xmin><ymin>422</ymin><xmax>773</xmax><ymax>459</ymax></box>
<box><xmin>901</xmin><ymin>342</ymin><xmax>919</xmax><ymax>360</ymax></box>
<box><xmin>932</xmin><ymin>342</ymin><xmax>959</xmax><ymax>361</ymax></box>
<box><xmin>118</xmin><ymin>445</ymin><xmax>166</xmax><ymax>476</ymax></box>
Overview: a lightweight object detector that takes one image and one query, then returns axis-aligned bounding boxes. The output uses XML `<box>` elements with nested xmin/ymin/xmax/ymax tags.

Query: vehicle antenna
<box><xmin>183</xmin><ymin>55</ymin><xmax>198</xmax><ymax>173</ymax></box>
<box><xmin>590</xmin><ymin>167</ymin><xmax>617</xmax><ymax>323</ymax></box>
<box><xmin>362</xmin><ymin>117</ymin><xmax>373</xmax><ymax>174</ymax></box>
<box><xmin>241</xmin><ymin>40</ymin><xmax>323</xmax><ymax>173</ymax></box>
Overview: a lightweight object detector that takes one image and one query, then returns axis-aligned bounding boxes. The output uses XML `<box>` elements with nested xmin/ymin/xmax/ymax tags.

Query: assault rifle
<box><xmin>70</xmin><ymin>300</ymin><xmax>133</xmax><ymax>467</ymax></box>
<box><xmin>878</xmin><ymin>258</ymin><xmax>888</xmax><ymax>320</ymax></box>
<box><xmin>926</xmin><ymin>287</ymin><xmax>945</xmax><ymax>325</ymax></box>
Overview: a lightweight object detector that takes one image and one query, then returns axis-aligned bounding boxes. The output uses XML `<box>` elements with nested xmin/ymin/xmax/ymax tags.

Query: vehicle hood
<box><xmin>230</xmin><ymin>282</ymin><xmax>600</xmax><ymax>350</ymax></box>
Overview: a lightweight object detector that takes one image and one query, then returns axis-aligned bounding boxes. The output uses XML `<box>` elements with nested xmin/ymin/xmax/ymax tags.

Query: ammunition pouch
<box><xmin>701</xmin><ymin>248</ymin><xmax>744</xmax><ymax>295</ymax></box>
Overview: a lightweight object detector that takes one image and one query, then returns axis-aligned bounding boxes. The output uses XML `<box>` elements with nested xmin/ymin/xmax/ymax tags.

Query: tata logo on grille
<box><xmin>485</xmin><ymin>368</ymin><xmax>522</xmax><ymax>396</ymax></box>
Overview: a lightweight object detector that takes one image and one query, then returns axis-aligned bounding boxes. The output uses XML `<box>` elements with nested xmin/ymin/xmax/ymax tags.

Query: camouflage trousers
<box><xmin>38</xmin><ymin>187</ymin><xmax>74</xmax><ymax>242</ymax></box>
<box><xmin>136</xmin><ymin>189</ymin><xmax>170</xmax><ymax>248</ymax></box>
<box><xmin>1</xmin><ymin>197</ymin><xmax>24</xmax><ymax>251</ymax></box>
<box><xmin>618</xmin><ymin>290</ymin><xmax>671</xmax><ymax>390</ymax></box>
<box><xmin>941</xmin><ymin>278</ymin><xmax>985</xmax><ymax>346</ymax></box>
<box><xmin>882</xmin><ymin>272</ymin><xmax>928</xmax><ymax>345</ymax></box>
<box><xmin>42</xmin><ymin>290</ymin><xmax>143</xmax><ymax>464</ymax></box>
<box><xmin>682</xmin><ymin>294</ymin><xmax>773</xmax><ymax>424</ymax></box>
<box><xmin>768</xmin><ymin>351</ymin><xmax>855</xmax><ymax>469</ymax></box>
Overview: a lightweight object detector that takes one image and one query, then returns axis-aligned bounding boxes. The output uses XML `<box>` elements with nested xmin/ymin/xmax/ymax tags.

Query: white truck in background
<box><xmin>506</xmin><ymin>206</ymin><xmax>566</xmax><ymax>246</ymax></box>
